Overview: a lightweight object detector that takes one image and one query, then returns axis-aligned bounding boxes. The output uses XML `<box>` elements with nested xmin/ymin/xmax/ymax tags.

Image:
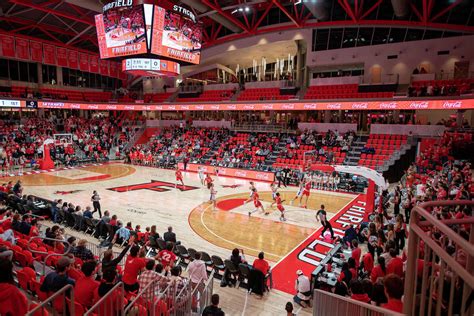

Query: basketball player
<box><xmin>300</xmin><ymin>179</ymin><xmax>313</xmax><ymax>208</ymax></box>
<box><xmin>290</xmin><ymin>180</ymin><xmax>304</xmax><ymax>205</ymax></box>
<box><xmin>209</xmin><ymin>183</ymin><xmax>217</xmax><ymax>211</ymax></box>
<box><xmin>246</xmin><ymin>188</ymin><xmax>268</xmax><ymax>216</ymax></box>
<box><xmin>204</xmin><ymin>173</ymin><xmax>213</xmax><ymax>189</ymax></box>
<box><xmin>270</xmin><ymin>182</ymin><xmax>279</xmax><ymax>208</ymax></box>
<box><xmin>198</xmin><ymin>166</ymin><xmax>205</xmax><ymax>185</ymax></box>
<box><xmin>315</xmin><ymin>173</ymin><xmax>322</xmax><ymax>189</ymax></box>
<box><xmin>275</xmin><ymin>192</ymin><xmax>286</xmax><ymax>221</ymax></box>
<box><xmin>175</xmin><ymin>168</ymin><xmax>184</xmax><ymax>188</ymax></box>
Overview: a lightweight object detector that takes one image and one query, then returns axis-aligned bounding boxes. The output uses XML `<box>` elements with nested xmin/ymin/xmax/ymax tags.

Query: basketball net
<box><xmin>303</xmin><ymin>150</ymin><xmax>318</xmax><ymax>171</ymax></box>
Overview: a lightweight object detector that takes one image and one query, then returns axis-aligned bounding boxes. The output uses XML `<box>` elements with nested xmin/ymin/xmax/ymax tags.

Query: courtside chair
<box><xmin>176</xmin><ymin>245</ymin><xmax>190</xmax><ymax>265</ymax></box>
<box><xmin>199</xmin><ymin>251</ymin><xmax>213</xmax><ymax>271</ymax></box>
<box><xmin>211</xmin><ymin>255</ymin><xmax>225</xmax><ymax>278</ymax></box>
<box><xmin>187</xmin><ymin>248</ymin><xmax>197</xmax><ymax>262</ymax></box>
<box><xmin>224</xmin><ymin>260</ymin><xmax>240</xmax><ymax>286</ymax></box>
<box><xmin>238</xmin><ymin>263</ymin><xmax>251</xmax><ymax>289</ymax></box>
<box><xmin>157</xmin><ymin>239</ymin><xmax>167</xmax><ymax>251</ymax></box>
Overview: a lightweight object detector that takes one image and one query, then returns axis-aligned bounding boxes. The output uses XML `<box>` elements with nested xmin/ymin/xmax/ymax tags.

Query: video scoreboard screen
<box><xmin>95</xmin><ymin>1</ymin><xmax>202</xmax><ymax>64</ymax></box>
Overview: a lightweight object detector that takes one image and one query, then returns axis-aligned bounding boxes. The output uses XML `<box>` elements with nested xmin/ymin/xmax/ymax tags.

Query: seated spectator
<box><xmin>0</xmin><ymin>228</ymin><xmax>16</xmax><ymax>245</ymax></box>
<box><xmin>156</xmin><ymin>242</ymin><xmax>176</xmax><ymax>271</ymax></box>
<box><xmin>293</xmin><ymin>270</ymin><xmax>311</xmax><ymax>308</ymax></box>
<box><xmin>102</xmin><ymin>236</ymin><xmax>134</xmax><ymax>273</ymax></box>
<box><xmin>75</xmin><ymin>261</ymin><xmax>99</xmax><ymax>308</ymax></box>
<box><xmin>285</xmin><ymin>302</ymin><xmax>295</xmax><ymax>316</ymax></box>
<box><xmin>202</xmin><ymin>294</ymin><xmax>225</xmax><ymax>316</ymax></box>
<box><xmin>41</xmin><ymin>256</ymin><xmax>76</xmax><ymax>293</ymax></box>
<box><xmin>71</xmin><ymin>239</ymin><xmax>94</xmax><ymax>261</ymax></box>
<box><xmin>381</xmin><ymin>274</ymin><xmax>404</xmax><ymax>313</ymax></box>
<box><xmin>114</xmin><ymin>221</ymin><xmax>131</xmax><ymax>243</ymax></box>
<box><xmin>98</xmin><ymin>268</ymin><xmax>118</xmax><ymax>298</ymax></box>
<box><xmin>163</xmin><ymin>226</ymin><xmax>177</xmax><ymax>244</ymax></box>
<box><xmin>122</xmin><ymin>245</ymin><xmax>146</xmax><ymax>292</ymax></box>
<box><xmin>0</xmin><ymin>245</ymin><xmax>13</xmax><ymax>261</ymax></box>
<box><xmin>386</xmin><ymin>249</ymin><xmax>404</xmax><ymax>277</ymax></box>
<box><xmin>253</xmin><ymin>251</ymin><xmax>270</xmax><ymax>275</ymax></box>
<box><xmin>83</xmin><ymin>206</ymin><xmax>93</xmax><ymax>219</ymax></box>
<box><xmin>370</xmin><ymin>257</ymin><xmax>386</xmax><ymax>284</ymax></box>
<box><xmin>18</xmin><ymin>214</ymin><xmax>31</xmax><ymax>235</ymax></box>
<box><xmin>138</xmin><ymin>259</ymin><xmax>161</xmax><ymax>301</ymax></box>
<box><xmin>147</xmin><ymin>225</ymin><xmax>160</xmax><ymax>248</ymax></box>
<box><xmin>350</xmin><ymin>280</ymin><xmax>371</xmax><ymax>303</ymax></box>
<box><xmin>0</xmin><ymin>259</ymin><xmax>28</xmax><ymax>316</ymax></box>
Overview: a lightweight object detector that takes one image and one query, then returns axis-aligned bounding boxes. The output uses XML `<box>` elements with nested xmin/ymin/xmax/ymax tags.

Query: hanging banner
<box><xmin>56</xmin><ymin>47</ymin><xmax>68</xmax><ymax>67</ymax></box>
<box><xmin>79</xmin><ymin>53</ymin><xmax>90</xmax><ymax>72</ymax></box>
<box><xmin>30</xmin><ymin>41</ymin><xmax>43</xmax><ymax>62</ymax></box>
<box><xmin>67</xmin><ymin>50</ymin><xmax>78</xmax><ymax>69</ymax></box>
<box><xmin>0</xmin><ymin>35</ymin><xmax>15</xmax><ymax>58</ymax></box>
<box><xmin>43</xmin><ymin>44</ymin><xmax>56</xmax><ymax>65</ymax></box>
<box><xmin>89</xmin><ymin>55</ymin><xmax>99</xmax><ymax>73</ymax></box>
<box><xmin>100</xmin><ymin>59</ymin><xmax>109</xmax><ymax>77</ymax></box>
<box><xmin>15</xmin><ymin>38</ymin><xmax>30</xmax><ymax>60</ymax></box>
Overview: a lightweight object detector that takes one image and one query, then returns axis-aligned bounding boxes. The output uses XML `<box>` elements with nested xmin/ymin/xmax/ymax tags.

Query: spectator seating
<box><xmin>237</xmin><ymin>88</ymin><xmax>295</xmax><ymax>101</ymax></box>
<box><xmin>176</xmin><ymin>89</ymin><xmax>234</xmax><ymax>102</ymax></box>
<box><xmin>144</xmin><ymin>93</ymin><xmax>172</xmax><ymax>103</ymax></box>
<box><xmin>304</xmin><ymin>84</ymin><xmax>394</xmax><ymax>99</ymax></box>
<box><xmin>358</xmin><ymin>134</ymin><xmax>407</xmax><ymax>168</ymax></box>
<box><xmin>411</xmin><ymin>79</ymin><xmax>473</xmax><ymax>95</ymax></box>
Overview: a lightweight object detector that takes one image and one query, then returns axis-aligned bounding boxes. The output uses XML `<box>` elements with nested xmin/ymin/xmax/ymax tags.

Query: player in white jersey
<box><xmin>198</xmin><ymin>166</ymin><xmax>205</xmax><ymax>185</ymax></box>
<box><xmin>270</xmin><ymin>182</ymin><xmax>279</xmax><ymax>208</ymax></box>
<box><xmin>209</xmin><ymin>183</ymin><xmax>217</xmax><ymax>211</ymax></box>
<box><xmin>315</xmin><ymin>173</ymin><xmax>322</xmax><ymax>189</ymax></box>
<box><xmin>290</xmin><ymin>181</ymin><xmax>304</xmax><ymax>205</ymax></box>
<box><xmin>322</xmin><ymin>173</ymin><xmax>329</xmax><ymax>190</ymax></box>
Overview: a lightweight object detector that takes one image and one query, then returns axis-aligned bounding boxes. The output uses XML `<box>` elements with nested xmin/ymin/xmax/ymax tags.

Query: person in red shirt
<box><xmin>156</xmin><ymin>242</ymin><xmax>176</xmax><ymax>271</ymax></box>
<box><xmin>299</xmin><ymin>179</ymin><xmax>312</xmax><ymax>208</ymax></box>
<box><xmin>382</xmin><ymin>274</ymin><xmax>404</xmax><ymax>313</ymax></box>
<box><xmin>370</xmin><ymin>256</ymin><xmax>386</xmax><ymax>284</ymax></box>
<box><xmin>350</xmin><ymin>279</ymin><xmax>371</xmax><ymax>303</ymax></box>
<box><xmin>175</xmin><ymin>168</ymin><xmax>184</xmax><ymax>188</ymax></box>
<box><xmin>351</xmin><ymin>240</ymin><xmax>361</xmax><ymax>269</ymax></box>
<box><xmin>253</xmin><ymin>252</ymin><xmax>270</xmax><ymax>279</ymax></box>
<box><xmin>122</xmin><ymin>245</ymin><xmax>146</xmax><ymax>292</ymax></box>
<box><xmin>275</xmin><ymin>192</ymin><xmax>286</xmax><ymax>221</ymax></box>
<box><xmin>386</xmin><ymin>249</ymin><xmax>404</xmax><ymax>278</ymax></box>
<box><xmin>75</xmin><ymin>261</ymin><xmax>100</xmax><ymax>308</ymax></box>
<box><xmin>0</xmin><ymin>258</ymin><xmax>28</xmax><ymax>316</ymax></box>
<box><xmin>205</xmin><ymin>174</ymin><xmax>213</xmax><ymax>189</ymax></box>
<box><xmin>247</xmin><ymin>188</ymin><xmax>268</xmax><ymax>216</ymax></box>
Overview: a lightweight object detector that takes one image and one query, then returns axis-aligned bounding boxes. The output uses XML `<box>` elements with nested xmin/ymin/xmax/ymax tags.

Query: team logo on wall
<box><xmin>108</xmin><ymin>180</ymin><xmax>199</xmax><ymax>193</ymax></box>
<box><xmin>26</xmin><ymin>100</ymin><xmax>38</xmax><ymax>108</ymax></box>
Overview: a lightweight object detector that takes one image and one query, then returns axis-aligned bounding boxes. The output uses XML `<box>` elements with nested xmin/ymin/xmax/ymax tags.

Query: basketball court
<box><xmin>6</xmin><ymin>162</ymin><xmax>365</xmax><ymax>294</ymax></box>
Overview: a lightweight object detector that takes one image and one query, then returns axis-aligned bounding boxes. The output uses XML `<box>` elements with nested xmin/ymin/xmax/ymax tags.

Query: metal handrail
<box><xmin>313</xmin><ymin>289</ymin><xmax>405</xmax><ymax>316</ymax></box>
<box><xmin>403</xmin><ymin>200</ymin><xmax>474</xmax><ymax>316</ymax></box>
<box><xmin>28</xmin><ymin>236</ymin><xmax>72</xmax><ymax>275</ymax></box>
<box><xmin>124</xmin><ymin>278</ymin><xmax>171</xmax><ymax>315</ymax></box>
<box><xmin>25</xmin><ymin>284</ymin><xmax>75</xmax><ymax>316</ymax></box>
<box><xmin>84</xmin><ymin>281</ymin><xmax>124</xmax><ymax>316</ymax></box>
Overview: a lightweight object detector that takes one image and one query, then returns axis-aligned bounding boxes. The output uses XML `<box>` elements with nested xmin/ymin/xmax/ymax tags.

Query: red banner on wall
<box><xmin>89</xmin><ymin>55</ymin><xmax>99</xmax><ymax>73</ymax></box>
<box><xmin>0</xmin><ymin>35</ymin><xmax>15</xmax><ymax>58</ymax></box>
<box><xmin>109</xmin><ymin>61</ymin><xmax>118</xmax><ymax>78</ymax></box>
<box><xmin>43</xmin><ymin>44</ymin><xmax>56</xmax><ymax>65</ymax></box>
<box><xmin>30</xmin><ymin>41</ymin><xmax>43</xmax><ymax>62</ymax></box>
<box><xmin>79</xmin><ymin>53</ymin><xmax>89</xmax><ymax>72</ymax></box>
<box><xmin>99</xmin><ymin>59</ymin><xmax>109</xmax><ymax>77</ymax></box>
<box><xmin>67</xmin><ymin>50</ymin><xmax>78</xmax><ymax>69</ymax></box>
<box><xmin>15</xmin><ymin>38</ymin><xmax>30</xmax><ymax>60</ymax></box>
<box><xmin>55</xmin><ymin>47</ymin><xmax>67</xmax><ymax>67</ymax></box>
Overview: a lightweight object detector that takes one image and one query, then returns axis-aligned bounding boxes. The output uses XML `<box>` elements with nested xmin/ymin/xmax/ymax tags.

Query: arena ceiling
<box><xmin>0</xmin><ymin>0</ymin><xmax>472</xmax><ymax>55</ymax></box>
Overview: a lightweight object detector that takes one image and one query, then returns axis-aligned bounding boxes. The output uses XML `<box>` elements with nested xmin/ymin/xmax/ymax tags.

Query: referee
<box><xmin>91</xmin><ymin>190</ymin><xmax>102</xmax><ymax>218</ymax></box>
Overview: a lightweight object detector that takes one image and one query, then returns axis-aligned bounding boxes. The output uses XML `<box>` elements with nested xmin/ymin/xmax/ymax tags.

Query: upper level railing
<box><xmin>28</xmin><ymin>236</ymin><xmax>72</xmax><ymax>276</ymax></box>
<box><xmin>313</xmin><ymin>289</ymin><xmax>404</xmax><ymax>316</ymax></box>
<box><xmin>404</xmin><ymin>200</ymin><xmax>474</xmax><ymax>316</ymax></box>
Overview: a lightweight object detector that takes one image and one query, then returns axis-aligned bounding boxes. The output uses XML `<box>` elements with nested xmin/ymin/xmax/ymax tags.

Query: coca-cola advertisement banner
<box><xmin>178</xmin><ymin>163</ymin><xmax>275</xmax><ymax>182</ymax></box>
<box><xmin>31</xmin><ymin>98</ymin><xmax>474</xmax><ymax>112</ymax></box>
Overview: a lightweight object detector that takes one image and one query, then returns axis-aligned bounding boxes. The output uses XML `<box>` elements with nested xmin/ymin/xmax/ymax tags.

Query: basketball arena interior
<box><xmin>0</xmin><ymin>0</ymin><xmax>472</xmax><ymax>315</ymax></box>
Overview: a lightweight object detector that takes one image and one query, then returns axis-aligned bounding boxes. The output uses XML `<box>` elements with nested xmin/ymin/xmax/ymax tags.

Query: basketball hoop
<box><xmin>303</xmin><ymin>150</ymin><xmax>318</xmax><ymax>171</ymax></box>
<box><xmin>53</xmin><ymin>133</ymin><xmax>73</xmax><ymax>147</ymax></box>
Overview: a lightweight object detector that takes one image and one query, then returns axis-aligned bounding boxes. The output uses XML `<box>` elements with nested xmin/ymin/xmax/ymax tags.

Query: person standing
<box><xmin>91</xmin><ymin>190</ymin><xmax>102</xmax><ymax>218</ymax></box>
<box><xmin>202</xmin><ymin>294</ymin><xmax>224</xmax><ymax>316</ymax></box>
<box><xmin>209</xmin><ymin>183</ymin><xmax>217</xmax><ymax>211</ymax></box>
<box><xmin>316</xmin><ymin>204</ymin><xmax>334</xmax><ymax>239</ymax></box>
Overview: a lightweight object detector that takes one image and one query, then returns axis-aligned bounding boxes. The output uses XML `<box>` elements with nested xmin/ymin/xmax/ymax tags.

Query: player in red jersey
<box><xmin>204</xmin><ymin>173</ymin><xmax>213</xmax><ymax>189</ymax></box>
<box><xmin>300</xmin><ymin>179</ymin><xmax>313</xmax><ymax>208</ymax></box>
<box><xmin>175</xmin><ymin>168</ymin><xmax>184</xmax><ymax>188</ymax></box>
<box><xmin>275</xmin><ymin>192</ymin><xmax>286</xmax><ymax>221</ymax></box>
<box><xmin>246</xmin><ymin>188</ymin><xmax>268</xmax><ymax>216</ymax></box>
